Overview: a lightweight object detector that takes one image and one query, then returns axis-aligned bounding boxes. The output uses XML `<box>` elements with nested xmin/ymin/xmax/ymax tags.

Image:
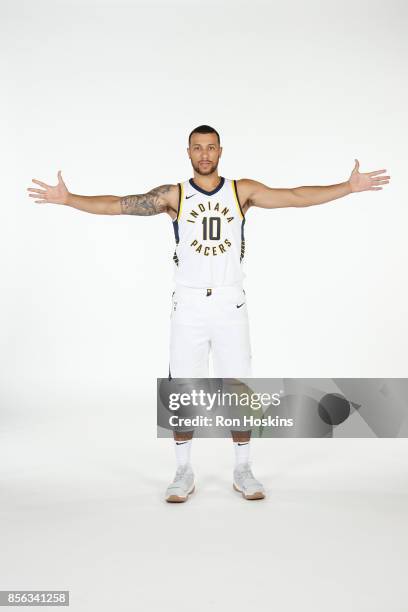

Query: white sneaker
<box><xmin>165</xmin><ymin>464</ymin><xmax>195</xmax><ymax>503</ymax></box>
<box><xmin>233</xmin><ymin>463</ymin><xmax>265</xmax><ymax>500</ymax></box>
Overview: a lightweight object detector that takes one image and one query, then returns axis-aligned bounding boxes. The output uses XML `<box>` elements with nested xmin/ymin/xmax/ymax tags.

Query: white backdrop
<box><xmin>1</xmin><ymin>1</ymin><xmax>408</xmax><ymax>610</ymax></box>
<box><xmin>2</xmin><ymin>0</ymin><xmax>407</xmax><ymax>402</ymax></box>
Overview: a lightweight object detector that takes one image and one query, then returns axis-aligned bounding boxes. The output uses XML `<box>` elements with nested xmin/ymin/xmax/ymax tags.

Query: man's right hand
<box><xmin>27</xmin><ymin>171</ymin><xmax>69</xmax><ymax>205</ymax></box>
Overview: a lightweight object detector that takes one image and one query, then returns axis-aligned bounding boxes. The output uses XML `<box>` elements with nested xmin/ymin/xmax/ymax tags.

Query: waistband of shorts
<box><xmin>173</xmin><ymin>282</ymin><xmax>244</xmax><ymax>296</ymax></box>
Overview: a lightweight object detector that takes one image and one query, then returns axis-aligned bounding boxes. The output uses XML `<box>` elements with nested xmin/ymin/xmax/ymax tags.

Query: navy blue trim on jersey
<box><xmin>174</xmin><ymin>183</ymin><xmax>181</xmax><ymax>222</ymax></box>
<box><xmin>172</xmin><ymin>220</ymin><xmax>180</xmax><ymax>266</ymax></box>
<box><xmin>233</xmin><ymin>179</ymin><xmax>245</xmax><ymax>218</ymax></box>
<box><xmin>240</xmin><ymin>217</ymin><xmax>246</xmax><ymax>262</ymax></box>
<box><xmin>189</xmin><ymin>176</ymin><xmax>225</xmax><ymax>196</ymax></box>
<box><xmin>172</xmin><ymin>219</ymin><xmax>180</xmax><ymax>243</ymax></box>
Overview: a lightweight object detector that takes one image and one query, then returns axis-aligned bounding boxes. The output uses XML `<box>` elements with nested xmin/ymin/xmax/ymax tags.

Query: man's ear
<box><xmin>187</xmin><ymin>147</ymin><xmax>191</xmax><ymax>159</ymax></box>
<box><xmin>219</xmin><ymin>146</ymin><xmax>223</xmax><ymax>157</ymax></box>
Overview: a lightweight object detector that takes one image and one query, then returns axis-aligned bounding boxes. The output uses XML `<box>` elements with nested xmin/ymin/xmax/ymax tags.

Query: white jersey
<box><xmin>172</xmin><ymin>177</ymin><xmax>246</xmax><ymax>288</ymax></box>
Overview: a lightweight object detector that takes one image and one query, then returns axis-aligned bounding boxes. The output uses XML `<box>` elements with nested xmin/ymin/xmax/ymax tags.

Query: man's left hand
<box><xmin>349</xmin><ymin>159</ymin><xmax>390</xmax><ymax>192</ymax></box>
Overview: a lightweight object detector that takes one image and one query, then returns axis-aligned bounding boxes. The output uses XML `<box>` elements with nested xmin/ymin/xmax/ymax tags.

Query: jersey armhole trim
<box><xmin>232</xmin><ymin>179</ymin><xmax>244</xmax><ymax>219</ymax></box>
<box><xmin>176</xmin><ymin>182</ymin><xmax>184</xmax><ymax>221</ymax></box>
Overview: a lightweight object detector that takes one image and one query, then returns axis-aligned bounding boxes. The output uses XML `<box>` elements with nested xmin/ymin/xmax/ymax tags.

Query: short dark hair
<box><xmin>188</xmin><ymin>125</ymin><xmax>220</xmax><ymax>146</ymax></box>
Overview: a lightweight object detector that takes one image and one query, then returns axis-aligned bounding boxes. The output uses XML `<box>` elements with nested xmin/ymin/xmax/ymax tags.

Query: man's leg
<box><xmin>211</xmin><ymin>287</ymin><xmax>265</xmax><ymax>500</ymax></box>
<box><xmin>166</xmin><ymin>289</ymin><xmax>210</xmax><ymax>502</ymax></box>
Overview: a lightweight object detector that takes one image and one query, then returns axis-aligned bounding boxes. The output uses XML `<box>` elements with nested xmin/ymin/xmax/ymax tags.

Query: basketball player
<box><xmin>27</xmin><ymin>125</ymin><xmax>390</xmax><ymax>503</ymax></box>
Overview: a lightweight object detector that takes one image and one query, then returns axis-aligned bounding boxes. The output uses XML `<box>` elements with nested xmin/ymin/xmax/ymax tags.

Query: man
<box><xmin>27</xmin><ymin>125</ymin><xmax>390</xmax><ymax>503</ymax></box>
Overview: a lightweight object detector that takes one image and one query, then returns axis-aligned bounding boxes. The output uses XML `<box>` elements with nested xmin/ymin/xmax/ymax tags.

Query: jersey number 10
<box><xmin>202</xmin><ymin>216</ymin><xmax>221</xmax><ymax>241</ymax></box>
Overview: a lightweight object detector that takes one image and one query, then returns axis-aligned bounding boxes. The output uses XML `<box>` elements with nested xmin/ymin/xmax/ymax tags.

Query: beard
<box><xmin>191</xmin><ymin>158</ymin><xmax>219</xmax><ymax>176</ymax></box>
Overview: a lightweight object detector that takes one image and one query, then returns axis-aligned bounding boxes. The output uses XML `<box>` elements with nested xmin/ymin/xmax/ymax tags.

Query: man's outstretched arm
<box><xmin>27</xmin><ymin>171</ymin><xmax>178</xmax><ymax>216</ymax></box>
<box><xmin>119</xmin><ymin>184</ymin><xmax>176</xmax><ymax>215</ymax></box>
<box><xmin>238</xmin><ymin>160</ymin><xmax>391</xmax><ymax>210</ymax></box>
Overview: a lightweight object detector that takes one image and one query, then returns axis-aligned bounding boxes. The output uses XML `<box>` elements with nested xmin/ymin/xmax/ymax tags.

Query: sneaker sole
<box><xmin>166</xmin><ymin>485</ymin><xmax>195</xmax><ymax>503</ymax></box>
<box><xmin>233</xmin><ymin>483</ymin><xmax>265</xmax><ymax>500</ymax></box>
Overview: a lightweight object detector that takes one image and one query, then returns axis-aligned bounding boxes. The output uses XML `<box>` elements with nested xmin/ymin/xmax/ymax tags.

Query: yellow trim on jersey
<box><xmin>177</xmin><ymin>182</ymin><xmax>184</xmax><ymax>221</ymax></box>
<box><xmin>231</xmin><ymin>179</ymin><xmax>244</xmax><ymax>220</ymax></box>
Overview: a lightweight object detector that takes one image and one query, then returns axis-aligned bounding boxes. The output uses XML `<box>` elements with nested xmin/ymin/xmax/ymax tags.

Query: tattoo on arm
<box><xmin>120</xmin><ymin>184</ymin><xmax>173</xmax><ymax>215</ymax></box>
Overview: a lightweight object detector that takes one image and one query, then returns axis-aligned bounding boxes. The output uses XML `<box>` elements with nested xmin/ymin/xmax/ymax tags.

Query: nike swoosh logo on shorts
<box><xmin>236</xmin><ymin>303</ymin><xmax>245</xmax><ymax>308</ymax></box>
<box><xmin>176</xmin><ymin>441</ymin><xmax>188</xmax><ymax>445</ymax></box>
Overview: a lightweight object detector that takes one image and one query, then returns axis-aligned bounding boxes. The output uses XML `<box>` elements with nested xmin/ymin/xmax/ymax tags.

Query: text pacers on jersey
<box><xmin>190</xmin><ymin>238</ymin><xmax>232</xmax><ymax>256</ymax></box>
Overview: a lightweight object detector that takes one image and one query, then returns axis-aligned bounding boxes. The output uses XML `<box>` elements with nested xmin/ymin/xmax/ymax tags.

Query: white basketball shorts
<box><xmin>169</xmin><ymin>283</ymin><xmax>252</xmax><ymax>378</ymax></box>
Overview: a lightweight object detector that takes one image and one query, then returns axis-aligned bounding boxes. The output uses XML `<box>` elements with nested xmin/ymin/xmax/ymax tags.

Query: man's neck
<box><xmin>192</xmin><ymin>172</ymin><xmax>221</xmax><ymax>191</ymax></box>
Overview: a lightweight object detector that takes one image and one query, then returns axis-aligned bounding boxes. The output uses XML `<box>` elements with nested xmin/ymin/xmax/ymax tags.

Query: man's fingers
<box><xmin>34</xmin><ymin>199</ymin><xmax>47</xmax><ymax>203</ymax></box>
<box><xmin>29</xmin><ymin>193</ymin><xmax>47</xmax><ymax>199</ymax></box>
<box><xmin>371</xmin><ymin>179</ymin><xmax>390</xmax><ymax>185</ymax></box>
<box><xmin>369</xmin><ymin>187</ymin><xmax>382</xmax><ymax>191</ymax></box>
<box><xmin>368</xmin><ymin>169</ymin><xmax>386</xmax><ymax>177</ymax></box>
<box><xmin>32</xmin><ymin>179</ymin><xmax>50</xmax><ymax>188</ymax></box>
<box><xmin>27</xmin><ymin>188</ymin><xmax>47</xmax><ymax>194</ymax></box>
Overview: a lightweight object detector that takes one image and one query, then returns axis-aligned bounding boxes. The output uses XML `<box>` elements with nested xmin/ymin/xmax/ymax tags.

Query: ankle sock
<box><xmin>174</xmin><ymin>439</ymin><xmax>192</xmax><ymax>467</ymax></box>
<box><xmin>233</xmin><ymin>440</ymin><xmax>250</xmax><ymax>467</ymax></box>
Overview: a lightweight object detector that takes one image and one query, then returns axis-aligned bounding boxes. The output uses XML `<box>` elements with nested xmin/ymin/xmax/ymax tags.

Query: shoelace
<box><xmin>236</xmin><ymin>464</ymin><xmax>258</xmax><ymax>483</ymax></box>
<box><xmin>240</xmin><ymin>468</ymin><xmax>255</xmax><ymax>481</ymax></box>
<box><xmin>174</xmin><ymin>465</ymin><xmax>190</xmax><ymax>482</ymax></box>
